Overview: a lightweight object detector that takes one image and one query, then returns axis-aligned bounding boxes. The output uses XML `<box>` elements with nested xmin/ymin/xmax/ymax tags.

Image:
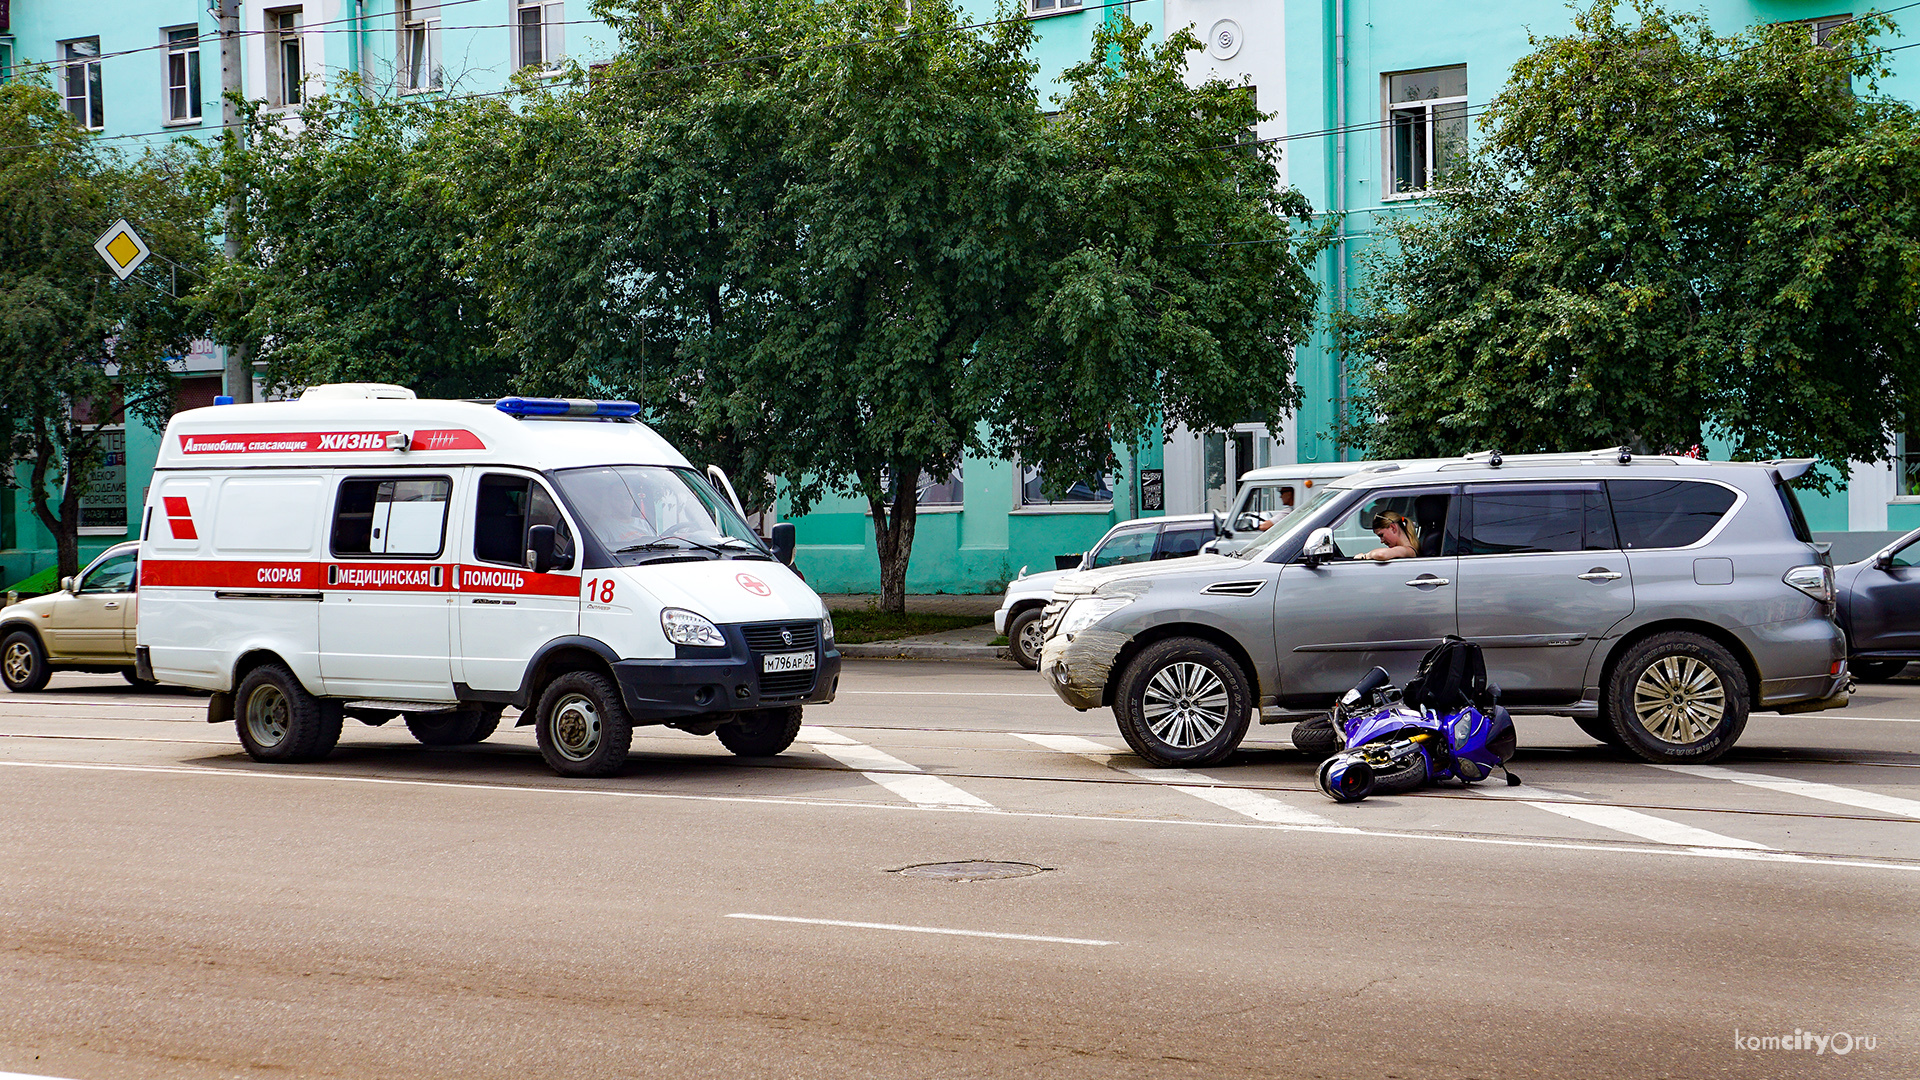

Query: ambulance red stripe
<box><xmin>177</xmin><ymin>429</ymin><xmax>485</xmax><ymax>454</ymax></box>
<box><xmin>142</xmin><ymin>559</ymin><xmax>578</xmax><ymax>597</ymax></box>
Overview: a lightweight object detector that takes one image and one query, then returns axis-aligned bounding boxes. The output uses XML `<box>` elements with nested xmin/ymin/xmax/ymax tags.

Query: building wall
<box><xmin>1281</xmin><ymin>0</ymin><xmax>1920</xmax><ymax>534</ymax></box>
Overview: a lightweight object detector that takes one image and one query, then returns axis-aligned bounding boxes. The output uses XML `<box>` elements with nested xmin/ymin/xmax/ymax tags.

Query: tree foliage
<box><xmin>195</xmin><ymin>93</ymin><xmax>508</xmax><ymax>399</ymax></box>
<box><xmin>0</xmin><ymin>79</ymin><xmax>212</xmax><ymax>575</ymax></box>
<box><xmin>1341</xmin><ymin>0</ymin><xmax>1920</xmax><ymax>477</ymax></box>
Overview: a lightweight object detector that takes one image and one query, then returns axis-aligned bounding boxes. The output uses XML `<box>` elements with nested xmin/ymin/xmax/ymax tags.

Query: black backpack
<box><xmin>1403</xmin><ymin>636</ymin><xmax>1497</xmax><ymax>711</ymax></box>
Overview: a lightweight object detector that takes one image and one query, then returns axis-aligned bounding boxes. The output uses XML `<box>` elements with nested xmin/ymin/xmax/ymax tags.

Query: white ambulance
<box><xmin>135</xmin><ymin>383</ymin><xmax>840</xmax><ymax>777</ymax></box>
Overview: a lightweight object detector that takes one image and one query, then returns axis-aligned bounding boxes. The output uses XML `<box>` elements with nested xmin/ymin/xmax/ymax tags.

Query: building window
<box><xmin>517</xmin><ymin>1</ymin><xmax>565</xmax><ymax>69</ymax></box>
<box><xmin>265</xmin><ymin>9</ymin><xmax>303</xmax><ymax>107</ymax></box>
<box><xmin>1897</xmin><ymin>433</ymin><xmax>1920</xmax><ymax>499</ymax></box>
<box><xmin>1809</xmin><ymin>14</ymin><xmax>1854</xmax><ymax>45</ymax></box>
<box><xmin>401</xmin><ymin>0</ymin><xmax>442</xmax><ymax>91</ymax></box>
<box><xmin>878</xmin><ymin>465</ymin><xmax>963</xmax><ymax>508</ymax></box>
<box><xmin>165</xmin><ymin>27</ymin><xmax>202</xmax><ymax>123</ymax></box>
<box><xmin>62</xmin><ymin>38</ymin><xmax>104</xmax><ymax>130</ymax></box>
<box><xmin>1385</xmin><ymin>65</ymin><xmax>1467</xmax><ymax>196</ymax></box>
<box><xmin>1</xmin><ymin>38</ymin><xmax>15</xmax><ymax>85</ymax></box>
<box><xmin>1027</xmin><ymin>0</ymin><xmax>1083</xmax><ymax>14</ymax></box>
<box><xmin>1020</xmin><ymin>465</ymin><xmax>1113</xmax><ymax>508</ymax></box>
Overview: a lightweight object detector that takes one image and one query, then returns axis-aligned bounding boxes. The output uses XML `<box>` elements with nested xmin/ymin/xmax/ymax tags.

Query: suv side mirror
<box><xmin>60</xmin><ymin>576</ymin><xmax>76</xmax><ymax>594</ymax></box>
<box><xmin>1302</xmin><ymin>527</ymin><xmax>1335</xmax><ymax>569</ymax></box>
<box><xmin>525</xmin><ymin>524</ymin><xmax>558</xmax><ymax>575</ymax></box>
<box><xmin>768</xmin><ymin>522</ymin><xmax>797</xmax><ymax>567</ymax></box>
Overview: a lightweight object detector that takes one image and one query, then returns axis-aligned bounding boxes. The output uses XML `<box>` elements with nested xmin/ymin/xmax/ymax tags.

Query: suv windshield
<box><xmin>552</xmin><ymin>466</ymin><xmax>771</xmax><ymax>563</ymax></box>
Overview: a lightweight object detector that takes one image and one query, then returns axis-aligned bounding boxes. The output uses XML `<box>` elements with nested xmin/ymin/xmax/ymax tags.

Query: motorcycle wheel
<box><xmin>1291</xmin><ymin>715</ymin><xmax>1338</xmax><ymax>755</ymax></box>
<box><xmin>1366</xmin><ymin>750</ymin><xmax>1429</xmax><ymax>795</ymax></box>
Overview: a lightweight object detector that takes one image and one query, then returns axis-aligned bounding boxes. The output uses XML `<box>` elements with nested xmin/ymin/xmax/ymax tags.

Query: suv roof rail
<box><xmin>1436</xmin><ymin>447</ymin><xmax>1688</xmax><ymax>471</ymax></box>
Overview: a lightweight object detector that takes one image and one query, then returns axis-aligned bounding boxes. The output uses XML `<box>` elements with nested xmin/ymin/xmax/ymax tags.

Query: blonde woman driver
<box><xmin>1360</xmin><ymin>510</ymin><xmax>1418</xmax><ymax>562</ymax></box>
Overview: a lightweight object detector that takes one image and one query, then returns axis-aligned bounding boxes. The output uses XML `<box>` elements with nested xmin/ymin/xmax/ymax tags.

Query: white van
<box><xmin>1211</xmin><ymin>461</ymin><xmax>1375</xmax><ymax>554</ymax></box>
<box><xmin>136</xmin><ymin>384</ymin><xmax>839</xmax><ymax>777</ymax></box>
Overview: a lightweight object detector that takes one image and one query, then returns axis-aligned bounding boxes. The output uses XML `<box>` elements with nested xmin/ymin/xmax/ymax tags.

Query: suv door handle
<box><xmin>102</xmin><ymin>601</ymin><xmax>120</xmax><ymax>608</ymax></box>
<box><xmin>1577</xmin><ymin>570</ymin><xmax>1622</xmax><ymax>582</ymax></box>
<box><xmin>1404</xmin><ymin>576</ymin><xmax>1450</xmax><ymax>587</ymax></box>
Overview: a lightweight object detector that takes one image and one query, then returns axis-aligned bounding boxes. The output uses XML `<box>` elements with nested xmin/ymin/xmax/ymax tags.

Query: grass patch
<box><xmin>829</xmin><ymin>609</ymin><xmax>988</xmax><ymax>644</ymax></box>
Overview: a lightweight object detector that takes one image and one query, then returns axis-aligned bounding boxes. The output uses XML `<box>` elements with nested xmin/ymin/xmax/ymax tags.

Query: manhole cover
<box><xmin>894</xmin><ymin>860</ymin><xmax>1049</xmax><ymax>882</ymax></box>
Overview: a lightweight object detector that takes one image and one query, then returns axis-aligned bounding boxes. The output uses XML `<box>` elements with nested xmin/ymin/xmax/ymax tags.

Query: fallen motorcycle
<box><xmin>1314</xmin><ymin>637</ymin><xmax>1521</xmax><ymax>803</ymax></box>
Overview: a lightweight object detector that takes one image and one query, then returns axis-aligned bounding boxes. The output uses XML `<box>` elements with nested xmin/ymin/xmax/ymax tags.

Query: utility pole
<box><xmin>217</xmin><ymin>0</ymin><xmax>254</xmax><ymax>403</ymax></box>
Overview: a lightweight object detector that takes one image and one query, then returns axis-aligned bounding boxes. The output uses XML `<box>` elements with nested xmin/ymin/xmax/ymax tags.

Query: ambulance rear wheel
<box><xmin>235</xmin><ymin>663</ymin><xmax>341</xmax><ymax>763</ymax></box>
<box><xmin>535</xmin><ymin>672</ymin><xmax>633</xmax><ymax>778</ymax></box>
<box><xmin>717</xmin><ymin>706</ymin><xmax>803</xmax><ymax>757</ymax></box>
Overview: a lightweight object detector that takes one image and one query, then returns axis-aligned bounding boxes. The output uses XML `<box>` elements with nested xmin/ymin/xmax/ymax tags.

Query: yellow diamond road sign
<box><xmin>94</xmin><ymin>218</ymin><xmax>151</xmax><ymax>281</ymax></box>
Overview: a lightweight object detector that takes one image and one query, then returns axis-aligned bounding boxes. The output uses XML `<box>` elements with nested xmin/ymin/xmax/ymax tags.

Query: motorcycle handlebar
<box><xmin>1345</xmin><ymin>666</ymin><xmax>1392</xmax><ymax>703</ymax></box>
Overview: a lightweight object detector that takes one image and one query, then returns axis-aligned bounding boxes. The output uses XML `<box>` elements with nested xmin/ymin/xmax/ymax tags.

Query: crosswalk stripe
<box><xmin>1524</xmin><ymin>801</ymin><xmax>1771</xmax><ymax>849</ymax></box>
<box><xmin>803</xmin><ymin>729</ymin><xmax>994</xmax><ymax>809</ymax></box>
<box><xmin>1651</xmin><ymin>764</ymin><xmax>1920</xmax><ymax>820</ymax></box>
<box><xmin>1011</xmin><ymin>733</ymin><xmax>1338</xmax><ymax>827</ymax></box>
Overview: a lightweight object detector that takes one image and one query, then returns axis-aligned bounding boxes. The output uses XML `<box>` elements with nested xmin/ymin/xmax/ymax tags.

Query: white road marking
<box><xmin>0</xmin><ymin>1072</ymin><xmax>86</xmax><ymax>1080</ymax></box>
<box><xmin>1464</xmin><ymin>775</ymin><xmax>1772</xmax><ymax>848</ymax></box>
<box><xmin>837</xmin><ymin>691</ymin><xmax>1059</xmax><ymax>697</ymax></box>
<box><xmin>1524</xmin><ymin>801</ymin><xmax>1771</xmax><ymax>849</ymax></box>
<box><xmin>802</xmin><ymin>728</ymin><xmax>994</xmax><ymax>809</ymax></box>
<box><xmin>725</xmin><ymin>913</ymin><xmax>1114</xmax><ymax>945</ymax></box>
<box><xmin>1012</xmin><ymin>732</ymin><xmax>1338</xmax><ymax>827</ymax></box>
<box><xmin>1652</xmin><ymin>764</ymin><xmax>1920</xmax><ymax>819</ymax></box>
<box><xmin>1769</xmin><ymin>714</ymin><xmax>1920</xmax><ymax>723</ymax></box>
<box><xmin>0</xmin><ymin>758</ymin><xmax>1910</xmax><ymax>872</ymax></box>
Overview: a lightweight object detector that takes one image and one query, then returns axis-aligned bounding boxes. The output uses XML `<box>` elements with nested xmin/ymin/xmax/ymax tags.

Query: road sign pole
<box><xmin>218</xmin><ymin>0</ymin><xmax>253</xmax><ymax>404</ymax></box>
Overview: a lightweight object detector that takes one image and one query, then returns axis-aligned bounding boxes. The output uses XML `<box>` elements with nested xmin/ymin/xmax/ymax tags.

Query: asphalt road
<box><xmin>1</xmin><ymin>661</ymin><xmax>1916</xmax><ymax>1079</ymax></box>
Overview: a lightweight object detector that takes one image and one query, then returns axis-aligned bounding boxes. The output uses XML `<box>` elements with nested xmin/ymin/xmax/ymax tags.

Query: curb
<box><xmin>838</xmin><ymin>642</ymin><xmax>1010</xmax><ymax>660</ymax></box>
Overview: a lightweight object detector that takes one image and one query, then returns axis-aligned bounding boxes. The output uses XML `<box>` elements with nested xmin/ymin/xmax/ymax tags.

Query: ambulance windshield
<box><xmin>554</xmin><ymin>466</ymin><xmax>771</xmax><ymax>562</ymax></box>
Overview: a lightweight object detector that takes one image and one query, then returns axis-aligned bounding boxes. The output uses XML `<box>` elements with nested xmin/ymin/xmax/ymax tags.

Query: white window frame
<box><xmin>1</xmin><ymin>37</ymin><xmax>16</xmax><ymax>85</ymax></box>
<box><xmin>1809</xmin><ymin>13</ymin><xmax>1854</xmax><ymax>45</ymax></box>
<box><xmin>1383</xmin><ymin>65</ymin><xmax>1467</xmax><ymax>200</ymax></box>
<box><xmin>61</xmin><ymin>37</ymin><xmax>104</xmax><ymax>130</ymax></box>
<box><xmin>515</xmin><ymin>0</ymin><xmax>566</xmax><ymax>70</ymax></box>
<box><xmin>1895</xmin><ymin>432</ymin><xmax>1920</xmax><ymax>503</ymax></box>
<box><xmin>163</xmin><ymin>26</ymin><xmax>202</xmax><ymax>124</ymax></box>
<box><xmin>400</xmin><ymin>0</ymin><xmax>443</xmax><ymax>92</ymax></box>
<box><xmin>1012</xmin><ymin>461</ymin><xmax>1116</xmax><ymax>514</ymax></box>
<box><xmin>1026</xmin><ymin>0</ymin><xmax>1084</xmax><ymax>17</ymax></box>
<box><xmin>265</xmin><ymin>8</ymin><xmax>305</xmax><ymax>109</ymax></box>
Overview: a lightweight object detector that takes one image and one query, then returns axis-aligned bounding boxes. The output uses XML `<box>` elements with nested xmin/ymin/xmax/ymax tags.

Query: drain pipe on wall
<box><xmin>1332</xmin><ymin>0</ymin><xmax>1348</xmax><ymax>460</ymax></box>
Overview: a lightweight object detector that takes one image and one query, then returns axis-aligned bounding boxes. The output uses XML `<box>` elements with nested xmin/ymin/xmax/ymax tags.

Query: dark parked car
<box><xmin>1836</xmin><ymin>526</ymin><xmax>1920</xmax><ymax>681</ymax></box>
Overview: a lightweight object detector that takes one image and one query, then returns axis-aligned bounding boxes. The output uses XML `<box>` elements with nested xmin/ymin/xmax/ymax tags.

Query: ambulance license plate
<box><xmin>763</xmin><ymin>651</ymin><xmax>816</xmax><ymax>673</ymax></box>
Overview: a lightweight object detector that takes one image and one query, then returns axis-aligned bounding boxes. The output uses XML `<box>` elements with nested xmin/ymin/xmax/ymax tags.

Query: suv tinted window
<box><xmin>1608</xmin><ymin>480</ymin><xmax>1737</xmax><ymax>550</ymax></box>
<box><xmin>1462</xmin><ymin>484</ymin><xmax>1615</xmax><ymax>555</ymax></box>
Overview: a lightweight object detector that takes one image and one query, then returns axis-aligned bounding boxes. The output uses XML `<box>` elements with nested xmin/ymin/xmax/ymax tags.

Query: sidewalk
<box><xmin>820</xmin><ymin>593</ymin><xmax>1009</xmax><ymax>660</ymax></box>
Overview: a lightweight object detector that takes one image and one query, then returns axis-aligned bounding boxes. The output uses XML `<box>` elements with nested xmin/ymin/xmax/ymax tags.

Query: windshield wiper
<box><xmin>616</xmin><ymin>535</ymin><xmax>729</xmax><ymax>556</ymax></box>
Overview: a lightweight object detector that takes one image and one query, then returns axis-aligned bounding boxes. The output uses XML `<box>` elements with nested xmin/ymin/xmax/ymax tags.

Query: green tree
<box><xmin>195</xmin><ymin>92</ymin><xmax>508</xmax><ymax>399</ymax></box>
<box><xmin>0</xmin><ymin>80</ymin><xmax>212</xmax><ymax>577</ymax></box>
<box><xmin>1341</xmin><ymin>1</ymin><xmax>1920</xmax><ymax>477</ymax></box>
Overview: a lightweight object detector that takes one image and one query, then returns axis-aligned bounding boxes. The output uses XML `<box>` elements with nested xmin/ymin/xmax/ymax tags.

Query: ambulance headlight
<box><xmin>822</xmin><ymin>611</ymin><xmax>836</xmax><ymax>644</ymax></box>
<box><xmin>661</xmin><ymin>608</ymin><xmax>726</xmax><ymax>647</ymax></box>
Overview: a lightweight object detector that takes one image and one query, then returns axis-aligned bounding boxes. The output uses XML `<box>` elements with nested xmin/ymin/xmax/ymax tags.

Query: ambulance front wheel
<box><xmin>234</xmin><ymin>662</ymin><xmax>342</xmax><ymax>763</ymax></box>
<box><xmin>717</xmin><ymin>706</ymin><xmax>803</xmax><ymax>757</ymax></box>
<box><xmin>534</xmin><ymin>672</ymin><xmax>634</xmax><ymax>778</ymax></box>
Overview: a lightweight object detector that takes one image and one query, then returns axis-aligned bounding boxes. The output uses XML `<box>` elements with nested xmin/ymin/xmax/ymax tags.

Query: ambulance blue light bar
<box><xmin>494</xmin><ymin>397</ymin><xmax>642</xmax><ymax>418</ymax></box>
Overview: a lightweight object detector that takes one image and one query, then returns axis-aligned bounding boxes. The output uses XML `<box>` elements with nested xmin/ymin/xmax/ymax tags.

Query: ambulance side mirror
<box><xmin>525</xmin><ymin>525</ymin><xmax>558</xmax><ymax>575</ymax></box>
<box><xmin>769</xmin><ymin>522</ymin><xmax>797</xmax><ymax>567</ymax></box>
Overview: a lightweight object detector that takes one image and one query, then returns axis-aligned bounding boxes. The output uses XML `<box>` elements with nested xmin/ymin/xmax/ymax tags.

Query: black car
<box><xmin>1836</xmin><ymin>526</ymin><xmax>1920</xmax><ymax>681</ymax></box>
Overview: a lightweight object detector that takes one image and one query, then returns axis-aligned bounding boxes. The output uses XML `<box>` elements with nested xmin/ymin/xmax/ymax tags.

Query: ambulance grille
<box><xmin>742</xmin><ymin>622</ymin><xmax>820</xmax><ymax>652</ymax></box>
<box><xmin>758</xmin><ymin>668</ymin><xmax>817</xmax><ymax>701</ymax></box>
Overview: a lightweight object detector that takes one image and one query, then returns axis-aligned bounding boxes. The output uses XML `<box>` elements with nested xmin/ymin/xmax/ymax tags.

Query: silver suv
<box><xmin>1038</xmin><ymin>449</ymin><xmax>1849</xmax><ymax>767</ymax></box>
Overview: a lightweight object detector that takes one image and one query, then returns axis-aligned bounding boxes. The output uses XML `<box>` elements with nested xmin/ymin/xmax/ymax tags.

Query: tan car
<box><xmin>0</xmin><ymin>542</ymin><xmax>143</xmax><ymax>692</ymax></box>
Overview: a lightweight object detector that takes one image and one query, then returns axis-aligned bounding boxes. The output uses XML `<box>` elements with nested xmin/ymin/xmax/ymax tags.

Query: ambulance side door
<box><xmin>455</xmin><ymin>470</ymin><xmax>582</xmax><ymax>693</ymax></box>
<box><xmin>317</xmin><ymin>472</ymin><xmax>457</xmax><ymax>701</ymax></box>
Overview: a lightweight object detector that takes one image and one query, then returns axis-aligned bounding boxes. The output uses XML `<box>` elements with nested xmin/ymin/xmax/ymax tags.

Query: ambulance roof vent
<box><xmin>298</xmin><ymin>383</ymin><xmax>418</xmax><ymax>402</ymax></box>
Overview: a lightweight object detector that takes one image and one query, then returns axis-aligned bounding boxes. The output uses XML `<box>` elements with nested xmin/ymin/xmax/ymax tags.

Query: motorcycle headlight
<box><xmin>1057</xmin><ymin>595</ymin><xmax>1134</xmax><ymax>638</ymax></box>
<box><xmin>662</xmin><ymin>607</ymin><xmax>726</xmax><ymax>647</ymax></box>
